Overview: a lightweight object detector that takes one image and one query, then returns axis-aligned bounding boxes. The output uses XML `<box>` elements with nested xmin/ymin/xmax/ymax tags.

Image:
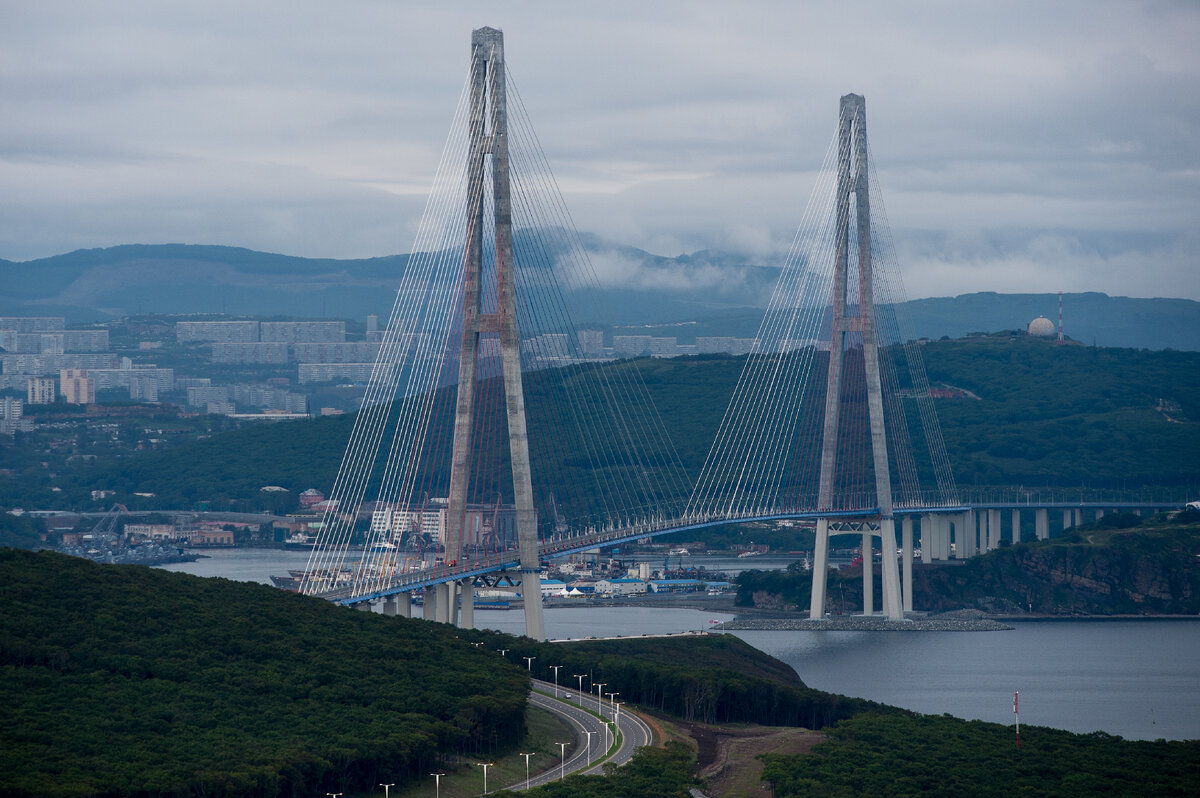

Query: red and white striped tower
<box><xmin>1057</xmin><ymin>291</ymin><xmax>1064</xmax><ymax>345</ymax></box>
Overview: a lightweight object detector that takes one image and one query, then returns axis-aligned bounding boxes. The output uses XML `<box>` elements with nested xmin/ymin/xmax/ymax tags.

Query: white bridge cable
<box><xmin>686</xmin><ymin>130</ymin><xmax>842</xmax><ymax>519</ymax></box>
<box><xmin>302</xmin><ymin>55</ymin><xmax>481</xmax><ymax>594</ymax></box>
<box><xmin>358</xmin><ymin>100</ymin><xmax>495</xmax><ymax>590</ymax></box>
<box><xmin>505</xmin><ymin>71</ymin><xmax>692</xmax><ymax>531</ymax></box>
<box><xmin>865</xmin><ymin>141</ymin><xmax>958</xmax><ymax>505</ymax></box>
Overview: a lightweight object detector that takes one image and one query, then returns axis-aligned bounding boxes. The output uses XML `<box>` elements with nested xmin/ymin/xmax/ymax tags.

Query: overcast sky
<box><xmin>2</xmin><ymin>1</ymin><xmax>1198</xmax><ymax>300</ymax></box>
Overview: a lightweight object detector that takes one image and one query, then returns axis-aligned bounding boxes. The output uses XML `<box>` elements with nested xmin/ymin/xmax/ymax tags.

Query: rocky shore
<box><xmin>715</xmin><ymin>609</ymin><xmax>1012</xmax><ymax>632</ymax></box>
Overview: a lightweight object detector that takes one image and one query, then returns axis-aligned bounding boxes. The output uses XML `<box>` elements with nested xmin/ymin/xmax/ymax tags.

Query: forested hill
<box><xmin>0</xmin><ymin>549</ymin><xmax>530</xmax><ymax>798</ymax></box>
<box><xmin>6</xmin><ymin>336</ymin><xmax>1197</xmax><ymax>512</ymax></box>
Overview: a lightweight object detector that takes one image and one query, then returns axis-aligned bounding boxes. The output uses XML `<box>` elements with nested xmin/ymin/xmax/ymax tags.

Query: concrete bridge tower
<box><xmin>443</xmin><ymin>27</ymin><xmax>545</xmax><ymax>640</ymax></box>
<box><xmin>810</xmin><ymin>94</ymin><xmax>904</xmax><ymax>621</ymax></box>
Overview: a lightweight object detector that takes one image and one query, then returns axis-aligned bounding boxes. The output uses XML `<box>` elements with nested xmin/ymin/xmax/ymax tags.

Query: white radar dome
<box><xmin>1027</xmin><ymin>317</ymin><xmax>1055</xmax><ymax>336</ymax></box>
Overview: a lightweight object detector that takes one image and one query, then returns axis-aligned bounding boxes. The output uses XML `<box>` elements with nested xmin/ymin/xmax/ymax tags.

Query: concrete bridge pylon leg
<box><xmin>1012</xmin><ymin>509</ymin><xmax>1021</xmax><ymax>544</ymax></box>
<box><xmin>880</xmin><ymin>517</ymin><xmax>903</xmax><ymax>620</ymax></box>
<box><xmin>1036</xmin><ymin>508</ymin><xmax>1049</xmax><ymax>540</ymax></box>
<box><xmin>809</xmin><ymin>518</ymin><xmax>830</xmax><ymax>619</ymax></box>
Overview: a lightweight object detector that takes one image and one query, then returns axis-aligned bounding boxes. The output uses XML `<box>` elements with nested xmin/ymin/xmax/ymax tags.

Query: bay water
<box><xmin>158</xmin><ymin>549</ymin><xmax>1200</xmax><ymax>741</ymax></box>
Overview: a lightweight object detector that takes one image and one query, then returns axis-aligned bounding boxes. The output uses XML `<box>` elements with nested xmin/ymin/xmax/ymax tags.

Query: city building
<box><xmin>0</xmin><ymin>316</ymin><xmax>65</xmax><ymax>333</ymax></box>
<box><xmin>292</xmin><ymin>342</ymin><xmax>381</xmax><ymax>363</ymax></box>
<box><xmin>577</xmin><ymin>329</ymin><xmax>604</xmax><ymax>357</ymax></box>
<box><xmin>176</xmin><ymin>320</ymin><xmax>260</xmax><ymax>343</ymax></box>
<box><xmin>298</xmin><ymin>363</ymin><xmax>379</xmax><ymax>383</ymax></box>
<box><xmin>26</xmin><ymin>377</ymin><xmax>56</xmax><ymax>404</ymax></box>
<box><xmin>260</xmin><ymin>321</ymin><xmax>346</xmax><ymax>343</ymax></box>
<box><xmin>210</xmin><ymin>342</ymin><xmax>289</xmax><ymax>365</ymax></box>
<box><xmin>1</xmin><ymin>353</ymin><xmax>120</xmax><ymax>375</ymax></box>
<box><xmin>59</xmin><ymin>369</ymin><xmax>95</xmax><ymax>405</ymax></box>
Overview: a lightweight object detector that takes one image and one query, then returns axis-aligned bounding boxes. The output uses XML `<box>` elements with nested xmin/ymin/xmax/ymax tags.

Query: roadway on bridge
<box><xmin>504</xmin><ymin>678</ymin><xmax>653</xmax><ymax>790</ymax></box>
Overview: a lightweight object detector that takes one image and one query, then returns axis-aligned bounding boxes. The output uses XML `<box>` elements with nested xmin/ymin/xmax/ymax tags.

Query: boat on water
<box><xmin>669</xmin><ymin>547</ymin><xmax>690</xmax><ymax>556</ymax></box>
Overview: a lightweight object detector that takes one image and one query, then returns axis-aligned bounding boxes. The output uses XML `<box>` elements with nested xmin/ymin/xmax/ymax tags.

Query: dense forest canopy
<box><xmin>0</xmin><ymin>549</ymin><xmax>529</xmax><ymax>798</ymax></box>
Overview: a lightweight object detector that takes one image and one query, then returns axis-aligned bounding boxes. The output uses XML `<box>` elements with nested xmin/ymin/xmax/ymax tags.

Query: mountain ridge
<box><xmin>3</xmin><ymin>240</ymin><xmax>1198</xmax><ymax>350</ymax></box>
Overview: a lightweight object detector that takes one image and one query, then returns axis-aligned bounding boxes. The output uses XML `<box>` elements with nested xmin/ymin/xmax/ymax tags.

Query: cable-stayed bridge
<box><xmin>300</xmin><ymin>28</ymin><xmax>1179</xmax><ymax>638</ymax></box>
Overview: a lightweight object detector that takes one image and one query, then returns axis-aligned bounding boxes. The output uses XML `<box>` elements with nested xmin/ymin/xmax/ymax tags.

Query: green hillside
<box><xmin>3</xmin><ymin>336</ymin><xmax>1197</xmax><ymax>513</ymax></box>
<box><xmin>0</xmin><ymin>549</ymin><xmax>528</xmax><ymax>797</ymax></box>
<box><xmin>760</xmin><ymin>713</ymin><xmax>1200</xmax><ymax>798</ymax></box>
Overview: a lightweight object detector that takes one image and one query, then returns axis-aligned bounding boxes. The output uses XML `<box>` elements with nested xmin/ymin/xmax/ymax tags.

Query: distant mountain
<box><xmin>3</xmin><ymin>240</ymin><xmax>1197</xmax><ymax>350</ymax></box>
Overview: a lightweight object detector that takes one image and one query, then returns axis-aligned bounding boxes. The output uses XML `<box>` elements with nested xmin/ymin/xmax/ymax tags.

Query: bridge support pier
<box><xmin>459</xmin><ymin>580</ymin><xmax>474</xmax><ymax>629</ymax></box>
<box><xmin>962</xmin><ymin>512</ymin><xmax>975</xmax><ymax>557</ymax></box>
<box><xmin>1012</xmin><ymin>509</ymin><xmax>1022</xmax><ymax>544</ymax></box>
<box><xmin>988</xmin><ymin>509</ymin><xmax>1001</xmax><ymax>550</ymax></box>
<box><xmin>440</xmin><ymin>582</ymin><xmax>455</xmax><ymax>625</ymax></box>
<box><xmin>862</xmin><ymin>529</ymin><xmax>873</xmax><ymax>616</ymax></box>
<box><xmin>920</xmin><ymin>515</ymin><xmax>932</xmax><ymax>564</ymax></box>
<box><xmin>939</xmin><ymin>515</ymin><xmax>951</xmax><ymax>560</ymax></box>
<box><xmin>1036</xmin><ymin>508</ymin><xmax>1049</xmax><ymax>540</ymax></box>
<box><xmin>1063</xmin><ymin>509</ymin><xmax>1072</xmax><ymax>532</ymax></box>
<box><xmin>879</xmin><ymin>517</ymin><xmax>902</xmax><ymax>619</ymax></box>
<box><xmin>1074</xmin><ymin>508</ymin><xmax>1083</xmax><ymax>527</ymax></box>
<box><xmin>355</xmin><ymin>601</ymin><xmax>372</xmax><ymax>613</ymax></box>
<box><xmin>382</xmin><ymin>597</ymin><xmax>396</xmax><ymax>616</ymax></box>
<box><xmin>901</xmin><ymin>516</ymin><xmax>913</xmax><ymax>612</ymax></box>
<box><xmin>423</xmin><ymin>587</ymin><xmax>438</xmax><ymax>621</ymax></box>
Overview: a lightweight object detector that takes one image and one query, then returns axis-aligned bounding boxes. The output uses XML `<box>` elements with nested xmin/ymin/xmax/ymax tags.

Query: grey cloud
<box><xmin>0</xmin><ymin>0</ymin><xmax>1197</xmax><ymax>301</ymax></box>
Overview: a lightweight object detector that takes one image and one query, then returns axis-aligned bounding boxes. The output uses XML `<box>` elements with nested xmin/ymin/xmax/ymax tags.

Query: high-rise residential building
<box><xmin>0</xmin><ymin>317</ymin><xmax>65</xmax><ymax>333</ymax></box>
<box><xmin>59</xmin><ymin>369</ymin><xmax>95</xmax><ymax>405</ymax></box>
<box><xmin>577</xmin><ymin>329</ymin><xmax>604</xmax><ymax>357</ymax></box>
<box><xmin>366</xmin><ymin>314</ymin><xmax>379</xmax><ymax>333</ymax></box>
<box><xmin>209</xmin><ymin>342</ymin><xmax>289</xmax><ymax>364</ymax></box>
<box><xmin>26</xmin><ymin>377</ymin><xmax>56</xmax><ymax>404</ymax></box>
<box><xmin>175</xmin><ymin>321</ymin><xmax>259</xmax><ymax>343</ymax></box>
<box><xmin>260</xmin><ymin>321</ymin><xmax>346</xmax><ymax>343</ymax></box>
<box><xmin>298</xmin><ymin>363</ymin><xmax>380</xmax><ymax>383</ymax></box>
<box><xmin>292</xmin><ymin>342</ymin><xmax>381</xmax><ymax>363</ymax></box>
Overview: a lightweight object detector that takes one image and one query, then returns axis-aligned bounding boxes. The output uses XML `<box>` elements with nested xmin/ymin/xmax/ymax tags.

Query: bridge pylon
<box><xmin>443</xmin><ymin>27</ymin><xmax>545</xmax><ymax>640</ymax></box>
<box><xmin>810</xmin><ymin>94</ymin><xmax>903</xmax><ymax>621</ymax></box>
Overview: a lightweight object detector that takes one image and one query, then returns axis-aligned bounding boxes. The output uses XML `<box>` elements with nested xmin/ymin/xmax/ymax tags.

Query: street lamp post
<box><xmin>582</xmin><ymin>730</ymin><xmax>594</xmax><ymax>767</ymax></box>
<box><xmin>429</xmin><ymin>773</ymin><xmax>445</xmax><ymax>798</ymax></box>
<box><xmin>573</xmin><ymin>673</ymin><xmax>587</xmax><ymax>704</ymax></box>
<box><xmin>498</xmin><ymin>648</ymin><xmax>509</xmax><ymax>659</ymax></box>
<box><xmin>549</xmin><ymin>664</ymin><xmax>562</xmax><ymax>697</ymax></box>
<box><xmin>613</xmin><ymin>701</ymin><xmax>623</xmax><ymax>728</ymax></box>
<box><xmin>379</xmin><ymin>783</ymin><xmax>394</xmax><ymax>798</ymax></box>
<box><xmin>556</xmin><ymin>741</ymin><xmax>568</xmax><ymax>780</ymax></box>
<box><xmin>519</xmin><ymin>752</ymin><xmax>534</xmax><ymax>790</ymax></box>
<box><xmin>605</xmin><ymin>691</ymin><xmax>619</xmax><ymax>717</ymax></box>
<box><xmin>594</xmin><ymin>682</ymin><xmax>607</xmax><ymax>714</ymax></box>
<box><xmin>476</xmin><ymin>762</ymin><xmax>494</xmax><ymax>795</ymax></box>
<box><xmin>523</xmin><ymin>655</ymin><xmax>536</xmax><ymax>673</ymax></box>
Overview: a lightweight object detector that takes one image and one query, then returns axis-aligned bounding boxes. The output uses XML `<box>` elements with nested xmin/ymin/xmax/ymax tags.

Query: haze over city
<box><xmin>3</xmin><ymin>1</ymin><xmax>1198</xmax><ymax>300</ymax></box>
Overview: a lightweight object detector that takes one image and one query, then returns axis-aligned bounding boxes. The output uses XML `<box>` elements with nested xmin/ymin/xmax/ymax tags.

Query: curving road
<box><xmin>503</xmin><ymin>678</ymin><xmax>653</xmax><ymax>790</ymax></box>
